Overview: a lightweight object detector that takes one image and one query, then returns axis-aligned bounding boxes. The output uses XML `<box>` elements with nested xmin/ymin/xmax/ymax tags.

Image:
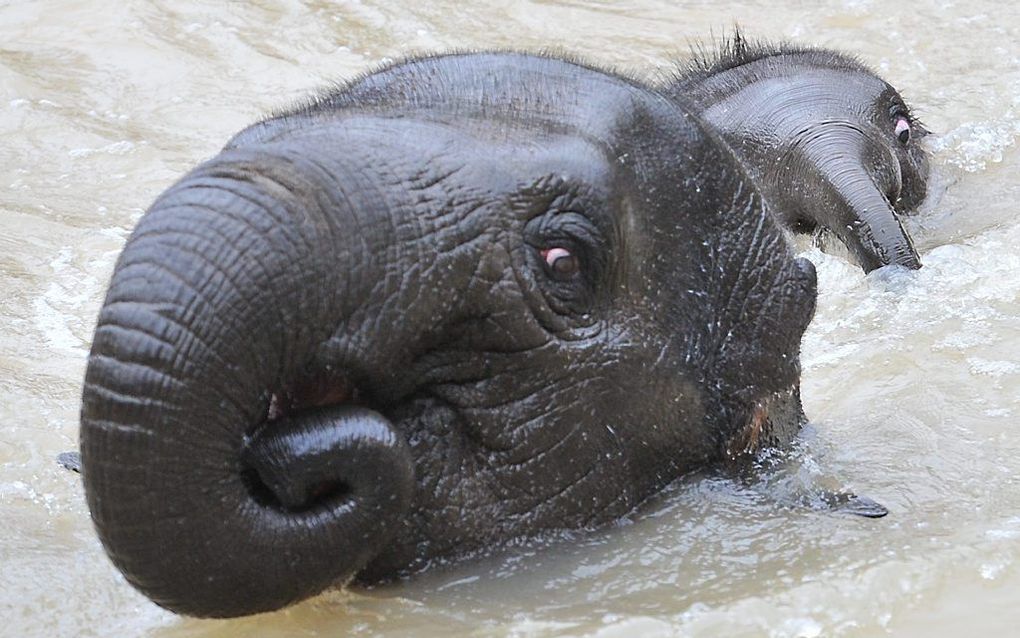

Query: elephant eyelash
<box><xmin>888</xmin><ymin>101</ymin><xmax>930</xmax><ymax>141</ymax></box>
<box><xmin>888</xmin><ymin>100</ymin><xmax>924</xmax><ymax>129</ymax></box>
<box><xmin>889</xmin><ymin>103</ymin><xmax>910</xmax><ymax>122</ymax></box>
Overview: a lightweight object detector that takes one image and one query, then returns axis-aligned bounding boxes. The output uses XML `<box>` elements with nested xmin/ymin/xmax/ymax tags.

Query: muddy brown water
<box><xmin>2</xmin><ymin>1</ymin><xmax>1018</xmax><ymax>636</ymax></box>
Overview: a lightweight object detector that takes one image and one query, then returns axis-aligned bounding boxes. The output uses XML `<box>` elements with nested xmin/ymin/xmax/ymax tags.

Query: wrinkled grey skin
<box><xmin>664</xmin><ymin>35</ymin><xmax>931</xmax><ymax>272</ymax></box>
<box><xmin>79</xmin><ymin>52</ymin><xmax>818</xmax><ymax>619</ymax></box>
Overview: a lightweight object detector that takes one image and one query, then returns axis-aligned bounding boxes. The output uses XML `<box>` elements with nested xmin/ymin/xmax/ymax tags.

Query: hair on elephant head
<box><xmin>663</xmin><ymin>30</ymin><xmax>932</xmax><ymax>272</ymax></box>
<box><xmin>79</xmin><ymin>51</ymin><xmax>818</xmax><ymax>618</ymax></box>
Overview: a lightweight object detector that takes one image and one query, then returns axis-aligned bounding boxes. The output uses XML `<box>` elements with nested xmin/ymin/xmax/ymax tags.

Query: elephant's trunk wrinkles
<box><xmin>799</xmin><ymin>125</ymin><xmax>921</xmax><ymax>272</ymax></box>
<box><xmin>80</xmin><ymin>145</ymin><xmax>420</xmax><ymax>617</ymax></box>
<box><xmin>821</xmin><ymin>156</ymin><xmax>920</xmax><ymax>272</ymax></box>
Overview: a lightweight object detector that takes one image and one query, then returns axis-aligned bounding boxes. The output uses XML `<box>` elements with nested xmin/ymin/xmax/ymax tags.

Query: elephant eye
<box><xmin>895</xmin><ymin>117</ymin><xmax>911</xmax><ymax>144</ymax></box>
<box><xmin>541</xmin><ymin>247</ymin><xmax>580</xmax><ymax>278</ymax></box>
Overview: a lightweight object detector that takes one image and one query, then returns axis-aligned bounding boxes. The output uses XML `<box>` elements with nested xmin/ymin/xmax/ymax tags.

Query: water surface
<box><xmin>2</xmin><ymin>1</ymin><xmax>1018</xmax><ymax>636</ymax></box>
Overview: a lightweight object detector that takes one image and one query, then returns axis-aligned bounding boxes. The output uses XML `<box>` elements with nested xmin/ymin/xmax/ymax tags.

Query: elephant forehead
<box><xmin>703</xmin><ymin>68</ymin><xmax>889</xmax><ymax>133</ymax></box>
<box><xmin>250</xmin><ymin>52</ymin><xmax>711</xmax><ymax>177</ymax></box>
<box><xmin>277</xmin><ymin>114</ymin><xmax>627</xmax><ymax>200</ymax></box>
<box><xmin>319</xmin><ymin>52</ymin><xmax>679</xmax><ymax>139</ymax></box>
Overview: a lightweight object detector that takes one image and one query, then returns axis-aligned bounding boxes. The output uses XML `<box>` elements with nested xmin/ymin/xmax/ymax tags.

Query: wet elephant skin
<box><xmin>79</xmin><ymin>52</ymin><xmax>817</xmax><ymax>618</ymax></box>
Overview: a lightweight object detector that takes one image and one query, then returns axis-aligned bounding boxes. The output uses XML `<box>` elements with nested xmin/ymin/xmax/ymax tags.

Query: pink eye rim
<box><xmin>895</xmin><ymin>116</ymin><xmax>911</xmax><ymax>144</ymax></box>
<box><xmin>540</xmin><ymin>246</ymin><xmax>580</xmax><ymax>277</ymax></box>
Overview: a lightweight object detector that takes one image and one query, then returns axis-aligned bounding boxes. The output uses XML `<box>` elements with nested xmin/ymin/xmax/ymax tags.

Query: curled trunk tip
<box><xmin>80</xmin><ymin>149</ymin><xmax>415</xmax><ymax>617</ymax></box>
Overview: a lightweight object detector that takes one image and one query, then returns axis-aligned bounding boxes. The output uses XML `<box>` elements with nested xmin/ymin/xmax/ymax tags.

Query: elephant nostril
<box><xmin>240</xmin><ymin>463</ymin><xmax>353</xmax><ymax>512</ymax></box>
<box><xmin>240</xmin><ymin>466</ymin><xmax>278</xmax><ymax>508</ymax></box>
<box><xmin>239</xmin><ymin>404</ymin><xmax>411</xmax><ymax>518</ymax></box>
<box><xmin>307</xmin><ymin>479</ymin><xmax>351</xmax><ymax>504</ymax></box>
<box><xmin>249</xmin><ymin>372</ymin><xmax>368</xmax><ymax>510</ymax></box>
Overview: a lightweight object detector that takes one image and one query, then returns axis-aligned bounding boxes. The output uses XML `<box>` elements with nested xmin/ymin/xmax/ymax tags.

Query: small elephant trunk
<box><xmin>80</xmin><ymin>141</ymin><xmax>442</xmax><ymax>617</ymax></box>
<box><xmin>798</xmin><ymin>124</ymin><xmax>921</xmax><ymax>272</ymax></box>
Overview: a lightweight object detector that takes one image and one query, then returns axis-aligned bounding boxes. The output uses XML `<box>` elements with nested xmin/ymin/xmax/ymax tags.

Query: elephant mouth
<box><xmin>239</xmin><ymin>368</ymin><xmax>376</xmax><ymax>513</ymax></box>
<box><xmin>264</xmin><ymin>369</ymin><xmax>363</xmax><ymax>422</ymax></box>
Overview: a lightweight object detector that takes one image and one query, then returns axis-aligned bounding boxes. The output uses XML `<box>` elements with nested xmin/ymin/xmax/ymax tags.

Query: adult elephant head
<box><xmin>80</xmin><ymin>52</ymin><xmax>817</xmax><ymax>618</ymax></box>
<box><xmin>665</xmin><ymin>33</ymin><xmax>931</xmax><ymax>272</ymax></box>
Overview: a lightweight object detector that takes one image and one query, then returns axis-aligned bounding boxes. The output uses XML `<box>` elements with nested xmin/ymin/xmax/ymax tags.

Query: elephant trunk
<box><xmin>80</xmin><ymin>142</ymin><xmax>433</xmax><ymax>617</ymax></box>
<box><xmin>796</xmin><ymin>122</ymin><xmax>921</xmax><ymax>272</ymax></box>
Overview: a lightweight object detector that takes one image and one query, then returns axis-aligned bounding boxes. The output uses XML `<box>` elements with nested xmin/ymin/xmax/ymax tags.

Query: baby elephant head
<box><xmin>667</xmin><ymin>34</ymin><xmax>931</xmax><ymax>272</ymax></box>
